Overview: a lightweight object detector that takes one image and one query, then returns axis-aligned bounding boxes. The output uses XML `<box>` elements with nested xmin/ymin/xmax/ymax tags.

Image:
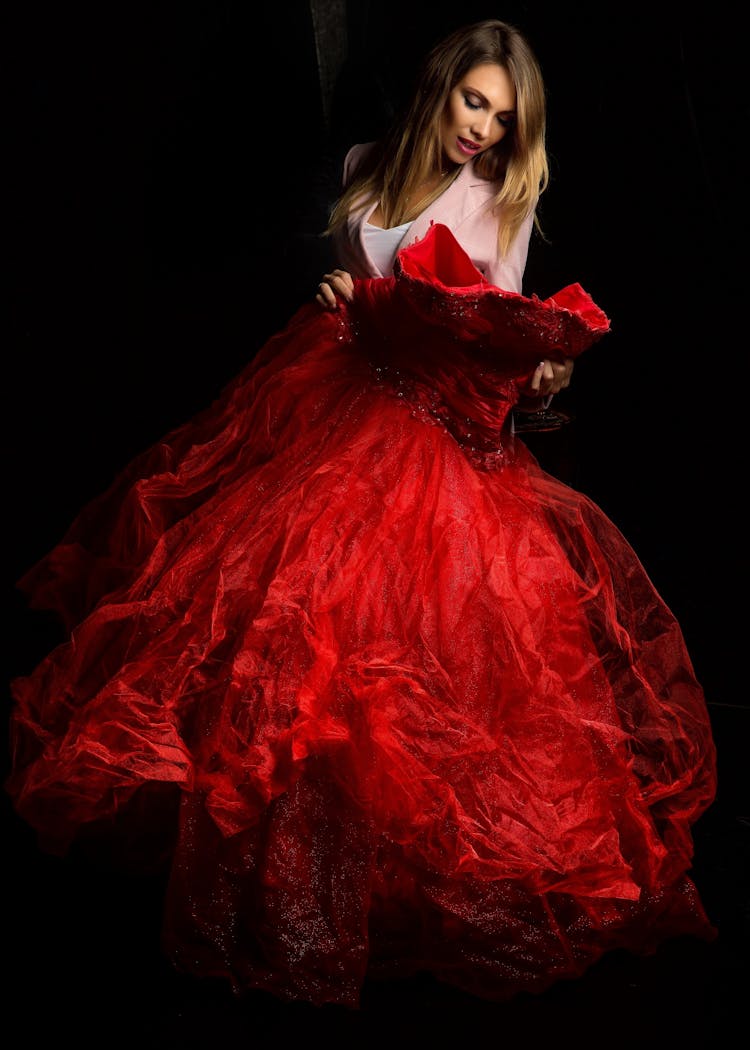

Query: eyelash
<box><xmin>463</xmin><ymin>95</ymin><xmax>515</xmax><ymax>129</ymax></box>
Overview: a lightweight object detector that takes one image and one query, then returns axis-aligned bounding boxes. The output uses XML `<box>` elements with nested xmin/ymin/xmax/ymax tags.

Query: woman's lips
<box><xmin>457</xmin><ymin>137</ymin><xmax>482</xmax><ymax>156</ymax></box>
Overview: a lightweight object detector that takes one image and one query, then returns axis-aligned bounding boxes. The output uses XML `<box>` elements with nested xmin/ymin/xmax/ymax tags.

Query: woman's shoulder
<box><xmin>343</xmin><ymin>142</ymin><xmax>378</xmax><ymax>187</ymax></box>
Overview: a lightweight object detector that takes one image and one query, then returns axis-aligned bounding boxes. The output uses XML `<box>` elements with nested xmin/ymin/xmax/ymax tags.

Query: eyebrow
<box><xmin>463</xmin><ymin>85</ymin><xmax>516</xmax><ymax>115</ymax></box>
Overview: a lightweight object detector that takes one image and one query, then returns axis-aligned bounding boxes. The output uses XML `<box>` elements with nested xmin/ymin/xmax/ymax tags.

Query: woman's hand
<box><xmin>316</xmin><ymin>269</ymin><xmax>355</xmax><ymax>310</ymax></box>
<box><xmin>519</xmin><ymin>358</ymin><xmax>574</xmax><ymax>400</ymax></box>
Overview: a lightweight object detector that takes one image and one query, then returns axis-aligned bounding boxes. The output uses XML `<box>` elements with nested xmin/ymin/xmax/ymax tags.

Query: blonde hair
<box><xmin>326</xmin><ymin>20</ymin><xmax>549</xmax><ymax>258</ymax></box>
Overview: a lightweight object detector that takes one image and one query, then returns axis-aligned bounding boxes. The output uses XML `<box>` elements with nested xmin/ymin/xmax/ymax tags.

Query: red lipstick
<box><xmin>457</xmin><ymin>137</ymin><xmax>481</xmax><ymax>156</ymax></box>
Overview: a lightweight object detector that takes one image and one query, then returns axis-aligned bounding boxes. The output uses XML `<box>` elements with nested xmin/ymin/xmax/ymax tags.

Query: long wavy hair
<box><xmin>326</xmin><ymin>19</ymin><xmax>549</xmax><ymax>257</ymax></box>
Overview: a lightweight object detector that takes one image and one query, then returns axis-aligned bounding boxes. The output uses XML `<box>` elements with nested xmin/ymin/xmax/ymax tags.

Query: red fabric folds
<box><xmin>7</xmin><ymin>224</ymin><xmax>716</xmax><ymax>1007</ymax></box>
<box><xmin>350</xmin><ymin>222</ymin><xmax>610</xmax><ymax>460</ymax></box>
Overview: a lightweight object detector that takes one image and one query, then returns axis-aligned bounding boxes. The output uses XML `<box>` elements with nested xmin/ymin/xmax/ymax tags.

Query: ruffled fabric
<box><xmin>7</xmin><ymin>224</ymin><xmax>716</xmax><ymax>1007</ymax></box>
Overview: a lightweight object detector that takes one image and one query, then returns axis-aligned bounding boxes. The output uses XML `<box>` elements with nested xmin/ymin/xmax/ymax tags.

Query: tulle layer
<box><xmin>7</xmin><ymin>228</ymin><xmax>716</xmax><ymax>1006</ymax></box>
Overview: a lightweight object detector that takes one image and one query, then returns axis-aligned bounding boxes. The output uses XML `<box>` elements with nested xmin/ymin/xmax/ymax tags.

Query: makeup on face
<box><xmin>441</xmin><ymin>62</ymin><xmax>516</xmax><ymax>167</ymax></box>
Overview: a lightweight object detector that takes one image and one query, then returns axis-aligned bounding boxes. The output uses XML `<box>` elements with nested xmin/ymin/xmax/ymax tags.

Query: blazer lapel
<box><xmin>348</xmin><ymin>160</ymin><xmax>496</xmax><ymax>275</ymax></box>
<box><xmin>406</xmin><ymin>160</ymin><xmax>495</xmax><ymax>246</ymax></box>
<box><xmin>348</xmin><ymin>196</ymin><xmax>383</xmax><ymax>277</ymax></box>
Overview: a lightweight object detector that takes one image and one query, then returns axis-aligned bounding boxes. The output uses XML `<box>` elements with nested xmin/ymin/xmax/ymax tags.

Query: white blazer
<box><xmin>331</xmin><ymin>142</ymin><xmax>534</xmax><ymax>293</ymax></box>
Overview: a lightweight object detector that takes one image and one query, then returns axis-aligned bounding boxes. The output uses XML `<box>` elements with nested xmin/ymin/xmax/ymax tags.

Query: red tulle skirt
<box><xmin>7</xmin><ymin>226</ymin><xmax>717</xmax><ymax>1007</ymax></box>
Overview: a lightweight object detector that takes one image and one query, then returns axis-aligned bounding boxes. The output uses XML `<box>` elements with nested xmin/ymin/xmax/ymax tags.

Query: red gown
<box><xmin>7</xmin><ymin>224</ymin><xmax>717</xmax><ymax>1007</ymax></box>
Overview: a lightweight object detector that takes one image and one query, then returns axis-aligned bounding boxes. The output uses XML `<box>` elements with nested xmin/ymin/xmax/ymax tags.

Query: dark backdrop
<box><xmin>3</xmin><ymin>2</ymin><xmax>748</xmax><ymax>1040</ymax></box>
<box><xmin>7</xmin><ymin>0</ymin><xmax>745</xmax><ymax>708</ymax></box>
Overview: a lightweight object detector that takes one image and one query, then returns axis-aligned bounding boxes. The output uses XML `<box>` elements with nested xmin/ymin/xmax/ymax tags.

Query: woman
<box><xmin>318</xmin><ymin>19</ymin><xmax>572</xmax><ymax>408</ymax></box>
<box><xmin>7</xmin><ymin>20</ymin><xmax>716</xmax><ymax>1008</ymax></box>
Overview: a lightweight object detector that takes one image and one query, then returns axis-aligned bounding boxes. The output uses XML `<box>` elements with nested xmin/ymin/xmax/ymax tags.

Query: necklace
<box><xmin>409</xmin><ymin>166</ymin><xmax>459</xmax><ymax>201</ymax></box>
<box><xmin>382</xmin><ymin>165</ymin><xmax>460</xmax><ymax>227</ymax></box>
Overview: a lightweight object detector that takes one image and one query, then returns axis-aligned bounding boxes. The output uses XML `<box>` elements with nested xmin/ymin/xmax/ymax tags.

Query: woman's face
<box><xmin>440</xmin><ymin>62</ymin><xmax>516</xmax><ymax>166</ymax></box>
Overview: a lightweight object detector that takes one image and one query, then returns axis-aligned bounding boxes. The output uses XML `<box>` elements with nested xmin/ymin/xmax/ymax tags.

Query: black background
<box><xmin>5</xmin><ymin>2</ymin><xmax>748</xmax><ymax>1045</ymax></box>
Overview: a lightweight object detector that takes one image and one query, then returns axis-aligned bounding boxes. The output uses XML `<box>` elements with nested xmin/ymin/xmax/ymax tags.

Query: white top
<box><xmin>337</xmin><ymin>144</ymin><xmax>535</xmax><ymax>291</ymax></box>
<box><xmin>363</xmin><ymin>221</ymin><xmax>414</xmax><ymax>277</ymax></box>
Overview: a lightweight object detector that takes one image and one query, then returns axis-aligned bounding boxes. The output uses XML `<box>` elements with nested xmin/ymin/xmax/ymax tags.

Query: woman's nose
<box><xmin>470</xmin><ymin>115</ymin><xmax>492</xmax><ymax>141</ymax></box>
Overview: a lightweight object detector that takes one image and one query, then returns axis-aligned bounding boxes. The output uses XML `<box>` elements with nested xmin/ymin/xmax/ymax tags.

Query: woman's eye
<box><xmin>463</xmin><ymin>95</ymin><xmax>481</xmax><ymax>110</ymax></box>
<box><xmin>498</xmin><ymin>115</ymin><xmax>515</xmax><ymax>129</ymax></box>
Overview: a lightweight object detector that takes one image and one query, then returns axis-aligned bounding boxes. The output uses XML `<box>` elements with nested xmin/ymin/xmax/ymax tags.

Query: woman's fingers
<box><xmin>316</xmin><ymin>270</ymin><xmax>355</xmax><ymax>309</ymax></box>
<box><xmin>315</xmin><ymin>281</ymin><xmax>338</xmax><ymax>309</ymax></box>
<box><xmin>523</xmin><ymin>359</ymin><xmax>574</xmax><ymax>397</ymax></box>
